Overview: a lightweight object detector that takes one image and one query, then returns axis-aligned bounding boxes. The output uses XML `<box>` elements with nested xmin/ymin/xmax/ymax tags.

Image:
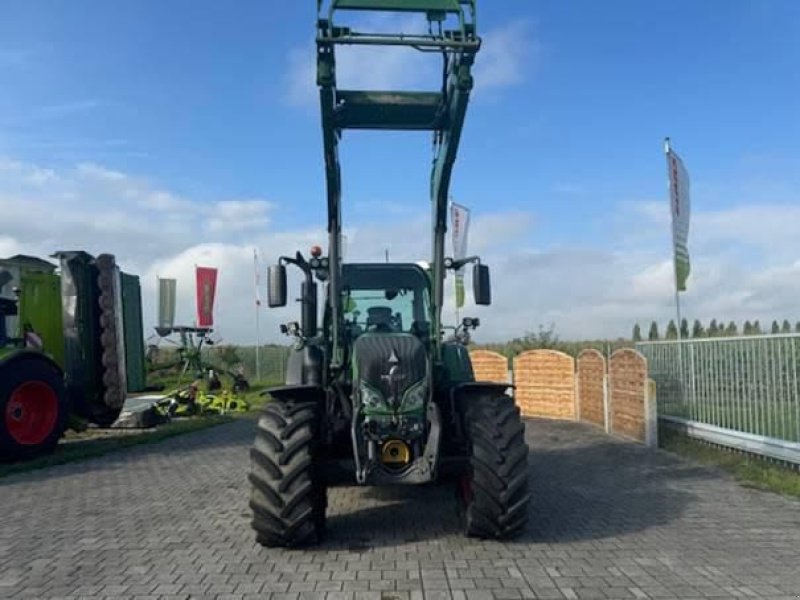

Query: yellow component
<box><xmin>381</xmin><ymin>439</ymin><xmax>411</xmax><ymax>466</ymax></box>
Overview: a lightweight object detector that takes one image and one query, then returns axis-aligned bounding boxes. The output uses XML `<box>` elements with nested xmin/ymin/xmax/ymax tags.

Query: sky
<box><xmin>1</xmin><ymin>0</ymin><xmax>800</xmax><ymax>344</ymax></box>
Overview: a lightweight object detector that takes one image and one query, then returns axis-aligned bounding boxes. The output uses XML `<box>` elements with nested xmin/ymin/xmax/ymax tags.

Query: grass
<box><xmin>660</xmin><ymin>429</ymin><xmax>800</xmax><ymax>498</ymax></box>
<box><xmin>0</xmin><ymin>415</ymin><xmax>233</xmax><ymax>479</ymax></box>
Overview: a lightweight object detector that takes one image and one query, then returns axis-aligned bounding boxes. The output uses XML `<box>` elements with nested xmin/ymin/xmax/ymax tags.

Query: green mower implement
<box><xmin>249</xmin><ymin>0</ymin><xmax>530</xmax><ymax>547</ymax></box>
<box><xmin>0</xmin><ymin>252</ymin><xmax>144</xmax><ymax>461</ymax></box>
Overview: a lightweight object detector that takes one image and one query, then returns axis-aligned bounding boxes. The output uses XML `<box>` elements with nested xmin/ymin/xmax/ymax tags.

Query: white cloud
<box><xmin>2</xmin><ymin>157</ymin><xmax>799</xmax><ymax>345</ymax></box>
<box><xmin>207</xmin><ymin>200</ymin><xmax>275</xmax><ymax>233</ymax></box>
<box><xmin>473</xmin><ymin>20</ymin><xmax>537</xmax><ymax>92</ymax></box>
<box><xmin>285</xmin><ymin>19</ymin><xmax>535</xmax><ymax>107</ymax></box>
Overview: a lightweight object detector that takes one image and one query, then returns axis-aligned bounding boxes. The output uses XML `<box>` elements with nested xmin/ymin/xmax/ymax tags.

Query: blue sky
<box><xmin>2</xmin><ymin>1</ymin><xmax>800</xmax><ymax>342</ymax></box>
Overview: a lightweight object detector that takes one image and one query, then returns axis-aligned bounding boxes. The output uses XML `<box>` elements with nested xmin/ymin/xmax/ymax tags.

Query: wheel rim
<box><xmin>5</xmin><ymin>381</ymin><xmax>59</xmax><ymax>445</ymax></box>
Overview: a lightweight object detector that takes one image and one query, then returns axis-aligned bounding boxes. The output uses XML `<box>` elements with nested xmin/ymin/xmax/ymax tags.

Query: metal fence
<box><xmin>238</xmin><ymin>345</ymin><xmax>290</xmax><ymax>384</ymax></box>
<box><xmin>637</xmin><ymin>334</ymin><xmax>800</xmax><ymax>463</ymax></box>
<box><xmin>147</xmin><ymin>344</ymin><xmax>290</xmax><ymax>386</ymax></box>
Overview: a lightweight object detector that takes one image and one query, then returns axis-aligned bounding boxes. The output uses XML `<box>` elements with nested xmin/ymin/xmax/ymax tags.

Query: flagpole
<box><xmin>193</xmin><ymin>263</ymin><xmax>197</xmax><ymax>329</ymax></box>
<box><xmin>254</xmin><ymin>248</ymin><xmax>261</xmax><ymax>383</ymax></box>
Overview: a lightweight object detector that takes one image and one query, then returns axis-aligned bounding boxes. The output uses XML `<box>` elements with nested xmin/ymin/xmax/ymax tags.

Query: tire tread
<box><xmin>463</xmin><ymin>395</ymin><xmax>530</xmax><ymax>539</ymax></box>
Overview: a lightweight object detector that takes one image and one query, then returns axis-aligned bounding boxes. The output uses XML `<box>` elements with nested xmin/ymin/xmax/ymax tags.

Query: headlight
<box><xmin>360</xmin><ymin>381</ymin><xmax>386</xmax><ymax>411</ymax></box>
<box><xmin>400</xmin><ymin>381</ymin><xmax>427</xmax><ymax>413</ymax></box>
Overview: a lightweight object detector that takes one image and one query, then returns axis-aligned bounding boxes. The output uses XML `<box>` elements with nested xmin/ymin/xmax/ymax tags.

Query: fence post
<box><xmin>646</xmin><ymin>378</ymin><xmax>658</xmax><ymax>448</ymax></box>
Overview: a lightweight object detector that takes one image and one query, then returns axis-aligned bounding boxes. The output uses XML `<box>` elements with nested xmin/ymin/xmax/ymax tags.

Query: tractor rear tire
<box><xmin>0</xmin><ymin>356</ymin><xmax>69</xmax><ymax>462</ymax></box>
<box><xmin>462</xmin><ymin>394</ymin><xmax>530</xmax><ymax>539</ymax></box>
<box><xmin>249</xmin><ymin>400</ymin><xmax>326</xmax><ymax>547</ymax></box>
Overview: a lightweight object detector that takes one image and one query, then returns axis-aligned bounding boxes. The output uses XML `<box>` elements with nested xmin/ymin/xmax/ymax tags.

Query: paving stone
<box><xmin>0</xmin><ymin>418</ymin><xmax>798</xmax><ymax>600</ymax></box>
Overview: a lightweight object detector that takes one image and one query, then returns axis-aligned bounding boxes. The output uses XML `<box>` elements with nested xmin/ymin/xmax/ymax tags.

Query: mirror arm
<box><xmin>446</xmin><ymin>255</ymin><xmax>481</xmax><ymax>270</ymax></box>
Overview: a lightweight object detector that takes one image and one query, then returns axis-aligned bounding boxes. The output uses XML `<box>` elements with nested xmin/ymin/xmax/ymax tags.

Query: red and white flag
<box><xmin>195</xmin><ymin>266</ymin><xmax>218</xmax><ymax>328</ymax></box>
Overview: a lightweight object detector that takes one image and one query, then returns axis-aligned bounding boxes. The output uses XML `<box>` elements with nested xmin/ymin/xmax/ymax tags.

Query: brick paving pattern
<box><xmin>1</xmin><ymin>417</ymin><xmax>799</xmax><ymax>600</ymax></box>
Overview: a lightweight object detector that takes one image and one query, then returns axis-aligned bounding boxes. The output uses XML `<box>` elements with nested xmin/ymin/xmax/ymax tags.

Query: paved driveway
<box><xmin>1</xmin><ymin>418</ymin><xmax>798</xmax><ymax>600</ymax></box>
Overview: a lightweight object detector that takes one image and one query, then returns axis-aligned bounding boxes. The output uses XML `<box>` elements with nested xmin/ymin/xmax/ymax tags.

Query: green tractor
<box><xmin>0</xmin><ymin>252</ymin><xmax>145</xmax><ymax>461</ymax></box>
<box><xmin>249</xmin><ymin>0</ymin><xmax>530</xmax><ymax>546</ymax></box>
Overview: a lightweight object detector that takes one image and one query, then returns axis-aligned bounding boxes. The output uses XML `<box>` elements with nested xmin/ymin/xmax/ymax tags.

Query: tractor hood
<box><xmin>352</xmin><ymin>333</ymin><xmax>428</xmax><ymax>416</ymax></box>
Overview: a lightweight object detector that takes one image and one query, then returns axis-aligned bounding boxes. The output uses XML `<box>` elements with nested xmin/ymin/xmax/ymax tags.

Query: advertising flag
<box><xmin>667</xmin><ymin>146</ymin><xmax>691</xmax><ymax>292</ymax></box>
<box><xmin>450</xmin><ymin>202</ymin><xmax>471</xmax><ymax>308</ymax></box>
<box><xmin>157</xmin><ymin>278</ymin><xmax>177</xmax><ymax>330</ymax></box>
<box><xmin>195</xmin><ymin>266</ymin><xmax>218</xmax><ymax>328</ymax></box>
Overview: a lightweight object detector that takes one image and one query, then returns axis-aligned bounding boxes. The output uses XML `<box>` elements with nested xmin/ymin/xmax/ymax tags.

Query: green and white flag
<box><xmin>450</xmin><ymin>201</ymin><xmax>471</xmax><ymax>308</ymax></box>
<box><xmin>667</xmin><ymin>146</ymin><xmax>691</xmax><ymax>292</ymax></box>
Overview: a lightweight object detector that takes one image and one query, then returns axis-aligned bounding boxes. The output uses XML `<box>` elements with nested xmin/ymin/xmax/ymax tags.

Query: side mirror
<box><xmin>267</xmin><ymin>264</ymin><xmax>287</xmax><ymax>307</ymax></box>
<box><xmin>473</xmin><ymin>263</ymin><xmax>491</xmax><ymax>306</ymax></box>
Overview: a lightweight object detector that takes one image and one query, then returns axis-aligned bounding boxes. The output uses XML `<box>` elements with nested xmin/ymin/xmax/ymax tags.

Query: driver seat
<box><xmin>366</xmin><ymin>306</ymin><xmax>393</xmax><ymax>333</ymax></box>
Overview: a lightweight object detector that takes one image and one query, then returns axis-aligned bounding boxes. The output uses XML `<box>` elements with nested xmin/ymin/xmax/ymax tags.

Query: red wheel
<box><xmin>5</xmin><ymin>381</ymin><xmax>59</xmax><ymax>445</ymax></box>
<box><xmin>1</xmin><ymin>354</ymin><xmax>68</xmax><ymax>461</ymax></box>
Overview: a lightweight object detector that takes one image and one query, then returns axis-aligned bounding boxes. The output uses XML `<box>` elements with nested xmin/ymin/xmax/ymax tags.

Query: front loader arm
<box><xmin>430</xmin><ymin>49</ymin><xmax>475</xmax><ymax>359</ymax></box>
<box><xmin>316</xmin><ymin>0</ymin><xmax>480</xmax><ymax>366</ymax></box>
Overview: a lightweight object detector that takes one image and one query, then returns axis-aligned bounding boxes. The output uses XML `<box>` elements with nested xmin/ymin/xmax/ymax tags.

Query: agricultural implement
<box><xmin>0</xmin><ymin>252</ymin><xmax>145</xmax><ymax>460</ymax></box>
<box><xmin>145</xmin><ymin>273</ymin><xmax>251</xmax><ymax>416</ymax></box>
<box><xmin>249</xmin><ymin>0</ymin><xmax>530</xmax><ymax>546</ymax></box>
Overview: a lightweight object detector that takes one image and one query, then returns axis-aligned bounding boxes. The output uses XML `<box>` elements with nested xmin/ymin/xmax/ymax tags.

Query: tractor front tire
<box><xmin>249</xmin><ymin>400</ymin><xmax>326</xmax><ymax>547</ymax></box>
<box><xmin>462</xmin><ymin>394</ymin><xmax>530</xmax><ymax>539</ymax></box>
<box><xmin>0</xmin><ymin>356</ymin><xmax>69</xmax><ymax>462</ymax></box>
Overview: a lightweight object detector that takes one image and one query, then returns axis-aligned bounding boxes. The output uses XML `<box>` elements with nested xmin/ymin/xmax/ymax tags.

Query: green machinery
<box><xmin>0</xmin><ymin>252</ymin><xmax>145</xmax><ymax>461</ymax></box>
<box><xmin>249</xmin><ymin>0</ymin><xmax>530</xmax><ymax>546</ymax></box>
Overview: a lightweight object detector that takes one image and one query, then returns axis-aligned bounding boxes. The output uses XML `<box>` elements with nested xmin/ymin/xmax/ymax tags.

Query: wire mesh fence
<box><xmin>236</xmin><ymin>345</ymin><xmax>290</xmax><ymax>384</ymax></box>
<box><xmin>637</xmin><ymin>334</ymin><xmax>800</xmax><ymax>444</ymax></box>
<box><xmin>146</xmin><ymin>343</ymin><xmax>290</xmax><ymax>386</ymax></box>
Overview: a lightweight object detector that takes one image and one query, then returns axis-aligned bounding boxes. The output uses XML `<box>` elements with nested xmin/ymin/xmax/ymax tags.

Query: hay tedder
<box><xmin>249</xmin><ymin>0</ymin><xmax>530</xmax><ymax>547</ymax></box>
<box><xmin>0</xmin><ymin>252</ymin><xmax>146</xmax><ymax>461</ymax></box>
<box><xmin>145</xmin><ymin>271</ymin><xmax>251</xmax><ymax>417</ymax></box>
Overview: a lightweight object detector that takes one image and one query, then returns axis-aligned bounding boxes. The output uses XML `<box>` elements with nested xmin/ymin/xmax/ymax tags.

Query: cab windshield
<box><xmin>340</xmin><ymin>264</ymin><xmax>431</xmax><ymax>336</ymax></box>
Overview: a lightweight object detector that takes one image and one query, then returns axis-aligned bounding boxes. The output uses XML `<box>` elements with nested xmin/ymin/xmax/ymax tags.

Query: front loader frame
<box><xmin>315</xmin><ymin>0</ymin><xmax>481</xmax><ymax>371</ymax></box>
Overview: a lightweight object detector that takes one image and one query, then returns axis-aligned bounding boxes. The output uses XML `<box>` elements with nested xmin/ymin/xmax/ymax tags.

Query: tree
<box><xmin>796</xmin><ymin>321</ymin><xmax>800</xmax><ymax>333</ymax></box>
<box><xmin>744</xmin><ymin>320</ymin><xmax>753</xmax><ymax>335</ymax></box>
<box><xmin>782</xmin><ymin>320</ymin><xmax>791</xmax><ymax>333</ymax></box>
<box><xmin>708</xmin><ymin>319</ymin><xmax>719</xmax><ymax>337</ymax></box>
<box><xmin>632</xmin><ymin>323</ymin><xmax>642</xmax><ymax>342</ymax></box>
<box><xmin>726</xmin><ymin>321</ymin><xmax>738</xmax><ymax>336</ymax></box>
<box><xmin>648</xmin><ymin>321</ymin><xmax>659</xmax><ymax>341</ymax></box>
<box><xmin>666</xmin><ymin>320</ymin><xmax>678</xmax><ymax>340</ymax></box>
<box><xmin>692</xmin><ymin>319</ymin><xmax>705</xmax><ymax>338</ymax></box>
<box><xmin>771</xmin><ymin>320</ymin><xmax>780</xmax><ymax>334</ymax></box>
<box><xmin>680</xmin><ymin>318</ymin><xmax>689</xmax><ymax>339</ymax></box>
<box><xmin>753</xmin><ymin>320</ymin><xmax>762</xmax><ymax>335</ymax></box>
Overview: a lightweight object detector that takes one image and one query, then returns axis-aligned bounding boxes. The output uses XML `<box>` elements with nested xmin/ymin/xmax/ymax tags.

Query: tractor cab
<box><xmin>340</xmin><ymin>263</ymin><xmax>431</xmax><ymax>342</ymax></box>
<box><xmin>0</xmin><ymin>256</ymin><xmax>60</xmax><ymax>360</ymax></box>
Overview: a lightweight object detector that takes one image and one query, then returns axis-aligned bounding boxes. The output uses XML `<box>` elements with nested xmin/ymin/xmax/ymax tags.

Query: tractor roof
<box><xmin>0</xmin><ymin>254</ymin><xmax>57</xmax><ymax>272</ymax></box>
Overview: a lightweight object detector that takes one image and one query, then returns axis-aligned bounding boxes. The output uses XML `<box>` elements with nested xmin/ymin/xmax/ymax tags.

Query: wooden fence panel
<box><xmin>609</xmin><ymin>348</ymin><xmax>648</xmax><ymax>442</ymax></box>
<box><xmin>577</xmin><ymin>349</ymin><xmax>606</xmax><ymax>428</ymax></box>
<box><xmin>513</xmin><ymin>350</ymin><xmax>576</xmax><ymax>419</ymax></box>
<box><xmin>469</xmin><ymin>350</ymin><xmax>509</xmax><ymax>384</ymax></box>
